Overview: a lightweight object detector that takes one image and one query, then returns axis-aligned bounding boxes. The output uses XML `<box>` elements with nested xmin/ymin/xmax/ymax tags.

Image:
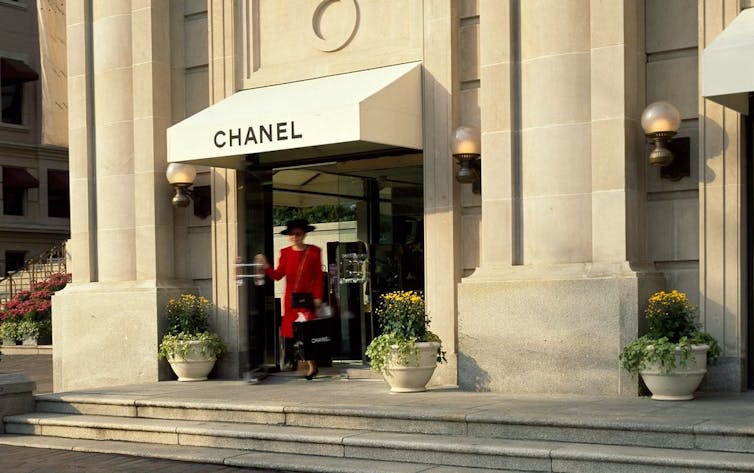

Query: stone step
<box><xmin>3</xmin><ymin>412</ymin><xmax>552</xmax><ymax>470</ymax></box>
<box><xmin>0</xmin><ymin>434</ymin><xmax>453</xmax><ymax>473</ymax></box>
<box><xmin>2</xmin><ymin>426</ymin><xmax>754</xmax><ymax>473</ymax></box>
<box><xmin>32</xmin><ymin>393</ymin><xmax>754</xmax><ymax>454</ymax></box>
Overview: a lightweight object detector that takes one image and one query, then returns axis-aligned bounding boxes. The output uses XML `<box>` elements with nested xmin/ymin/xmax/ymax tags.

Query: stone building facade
<box><xmin>53</xmin><ymin>0</ymin><xmax>754</xmax><ymax>396</ymax></box>
<box><xmin>0</xmin><ymin>0</ymin><xmax>69</xmax><ymax>277</ymax></box>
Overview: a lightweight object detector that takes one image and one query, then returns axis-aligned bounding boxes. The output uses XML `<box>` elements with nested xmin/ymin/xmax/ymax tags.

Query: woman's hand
<box><xmin>255</xmin><ymin>254</ymin><xmax>270</xmax><ymax>269</ymax></box>
<box><xmin>313</xmin><ymin>298</ymin><xmax>322</xmax><ymax>310</ymax></box>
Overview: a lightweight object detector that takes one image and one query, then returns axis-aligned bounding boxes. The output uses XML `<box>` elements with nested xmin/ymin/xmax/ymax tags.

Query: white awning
<box><xmin>702</xmin><ymin>7</ymin><xmax>754</xmax><ymax>114</ymax></box>
<box><xmin>167</xmin><ymin>62</ymin><xmax>423</xmax><ymax>169</ymax></box>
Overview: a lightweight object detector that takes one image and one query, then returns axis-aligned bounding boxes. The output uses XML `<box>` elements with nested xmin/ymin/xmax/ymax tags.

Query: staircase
<box><xmin>0</xmin><ymin>241</ymin><xmax>67</xmax><ymax>305</ymax></box>
<box><xmin>2</xmin><ymin>378</ymin><xmax>754</xmax><ymax>472</ymax></box>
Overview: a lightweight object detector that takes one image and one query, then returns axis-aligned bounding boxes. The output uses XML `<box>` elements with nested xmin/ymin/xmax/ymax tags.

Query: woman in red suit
<box><xmin>258</xmin><ymin>219</ymin><xmax>324</xmax><ymax>379</ymax></box>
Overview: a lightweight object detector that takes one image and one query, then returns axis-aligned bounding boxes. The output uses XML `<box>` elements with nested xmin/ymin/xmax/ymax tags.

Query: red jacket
<box><xmin>265</xmin><ymin>245</ymin><xmax>324</xmax><ymax>338</ymax></box>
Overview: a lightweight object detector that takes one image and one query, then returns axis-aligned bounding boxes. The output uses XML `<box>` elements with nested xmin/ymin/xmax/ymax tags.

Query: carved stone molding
<box><xmin>310</xmin><ymin>0</ymin><xmax>359</xmax><ymax>52</ymax></box>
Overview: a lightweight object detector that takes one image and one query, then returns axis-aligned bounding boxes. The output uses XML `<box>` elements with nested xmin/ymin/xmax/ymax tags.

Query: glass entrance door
<box><xmin>245</xmin><ymin>154</ymin><xmax>424</xmax><ymax>368</ymax></box>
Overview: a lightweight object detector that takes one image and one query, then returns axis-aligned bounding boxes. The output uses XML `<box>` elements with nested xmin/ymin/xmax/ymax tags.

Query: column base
<box><xmin>52</xmin><ymin>281</ymin><xmax>193</xmax><ymax>392</ymax></box>
<box><xmin>458</xmin><ymin>262</ymin><xmax>664</xmax><ymax>395</ymax></box>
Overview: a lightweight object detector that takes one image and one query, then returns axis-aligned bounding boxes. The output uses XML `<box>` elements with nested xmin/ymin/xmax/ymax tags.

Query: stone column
<box><xmin>458</xmin><ymin>0</ymin><xmax>663</xmax><ymax>395</ymax></box>
<box><xmin>478</xmin><ymin>0</ymin><xmax>516</xmax><ymax>267</ymax></box>
<box><xmin>65</xmin><ymin>0</ymin><xmax>96</xmax><ymax>282</ymax></box>
<box><xmin>520</xmin><ymin>0</ymin><xmax>591</xmax><ymax>264</ymax></box>
<box><xmin>53</xmin><ymin>1</ymin><xmax>186</xmax><ymax>391</ymax></box>
<box><xmin>92</xmin><ymin>1</ymin><xmax>136</xmax><ymax>282</ymax></box>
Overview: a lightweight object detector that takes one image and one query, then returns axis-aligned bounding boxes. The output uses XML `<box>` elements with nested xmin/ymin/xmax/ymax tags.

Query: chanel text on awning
<box><xmin>214</xmin><ymin>121</ymin><xmax>303</xmax><ymax>148</ymax></box>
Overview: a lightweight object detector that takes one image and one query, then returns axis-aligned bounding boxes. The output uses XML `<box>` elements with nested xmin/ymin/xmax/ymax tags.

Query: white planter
<box><xmin>167</xmin><ymin>340</ymin><xmax>217</xmax><ymax>382</ymax></box>
<box><xmin>640</xmin><ymin>344</ymin><xmax>709</xmax><ymax>401</ymax></box>
<box><xmin>383</xmin><ymin>341</ymin><xmax>440</xmax><ymax>393</ymax></box>
<box><xmin>22</xmin><ymin>337</ymin><xmax>37</xmax><ymax>346</ymax></box>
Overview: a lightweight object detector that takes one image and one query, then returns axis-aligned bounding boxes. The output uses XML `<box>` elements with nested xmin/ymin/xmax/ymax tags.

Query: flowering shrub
<box><xmin>0</xmin><ymin>272</ymin><xmax>71</xmax><ymax>341</ymax></box>
<box><xmin>158</xmin><ymin>294</ymin><xmax>226</xmax><ymax>361</ymax></box>
<box><xmin>645</xmin><ymin>290</ymin><xmax>697</xmax><ymax>342</ymax></box>
<box><xmin>620</xmin><ymin>290</ymin><xmax>720</xmax><ymax>376</ymax></box>
<box><xmin>366</xmin><ymin>291</ymin><xmax>445</xmax><ymax>374</ymax></box>
<box><xmin>166</xmin><ymin>294</ymin><xmax>211</xmax><ymax>335</ymax></box>
<box><xmin>376</xmin><ymin>290</ymin><xmax>428</xmax><ymax>340</ymax></box>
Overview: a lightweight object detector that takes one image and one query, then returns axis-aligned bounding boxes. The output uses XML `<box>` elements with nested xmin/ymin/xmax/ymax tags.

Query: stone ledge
<box><xmin>0</xmin><ymin>345</ymin><xmax>53</xmax><ymax>356</ymax></box>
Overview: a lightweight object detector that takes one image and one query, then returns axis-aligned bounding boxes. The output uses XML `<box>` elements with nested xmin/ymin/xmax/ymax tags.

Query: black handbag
<box><xmin>291</xmin><ymin>292</ymin><xmax>314</xmax><ymax>309</ymax></box>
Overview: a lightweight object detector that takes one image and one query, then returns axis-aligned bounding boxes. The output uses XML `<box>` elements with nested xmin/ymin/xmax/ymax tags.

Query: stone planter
<box><xmin>1</xmin><ymin>338</ymin><xmax>17</xmax><ymax>346</ymax></box>
<box><xmin>166</xmin><ymin>340</ymin><xmax>217</xmax><ymax>382</ymax></box>
<box><xmin>640</xmin><ymin>344</ymin><xmax>709</xmax><ymax>401</ymax></box>
<box><xmin>383</xmin><ymin>341</ymin><xmax>440</xmax><ymax>393</ymax></box>
<box><xmin>21</xmin><ymin>337</ymin><xmax>37</xmax><ymax>346</ymax></box>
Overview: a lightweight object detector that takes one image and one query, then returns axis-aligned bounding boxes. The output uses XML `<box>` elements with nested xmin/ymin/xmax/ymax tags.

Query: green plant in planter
<box><xmin>16</xmin><ymin>318</ymin><xmax>44</xmax><ymax>341</ymax></box>
<box><xmin>158</xmin><ymin>331</ymin><xmax>226</xmax><ymax>360</ymax></box>
<box><xmin>620</xmin><ymin>290</ymin><xmax>721</xmax><ymax>376</ymax></box>
<box><xmin>158</xmin><ymin>294</ymin><xmax>227</xmax><ymax>361</ymax></box>
<box><xmin>366</xmin><ymin>290</ymin><xmax>446</xmax><ymax>373</ymax></box>
<box><xmin>0</xmin><ymin>320</ymin><xmax>20</xmax><ymax>343</ymax></box>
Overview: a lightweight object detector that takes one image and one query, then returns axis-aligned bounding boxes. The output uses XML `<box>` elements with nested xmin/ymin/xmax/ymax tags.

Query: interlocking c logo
<box><xmin>311</xmin><ymin>0</ymin><xmax>359</xmax><ymax>52</ymax></box>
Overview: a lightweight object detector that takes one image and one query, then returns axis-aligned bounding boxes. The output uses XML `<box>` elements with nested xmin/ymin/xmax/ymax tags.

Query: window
<box><xmin>0</xmin><ymin>57</ymin><xmax>39</xmax><ymax>125</ymax></box>
<box><xmin>2</xmin><ymin>166</ymin><xmax>39</xmax><ymax>216</ymax></box>
<box><xmin>5</xmin><ymin>250</ymin><xmax>25</xmax><ymax>275</ymax></box>
<box><xmin>1</xmin><ymin>82</ymin><xmax>23</xmax><ymax>124</ymax></box>
<box><xmin>47</xmin><ymin>169</ymin><xmax>69</xmax><ymax>218</ymax></box>
<box><xmin>3</xmin><ymin>186</ymin><xmax>23</xmax><ymax>215</ymax></box>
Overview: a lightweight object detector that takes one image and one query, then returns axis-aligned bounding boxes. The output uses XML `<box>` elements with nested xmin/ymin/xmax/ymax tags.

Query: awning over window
<box><xmin>167</xmin><ymin>62</ymin><xmax>423</xmax><ymax>169</ymax></box>
<box><xmin>47</xmin><ymin>169</ymin><xmax>69</xmax><ymax>191</ymax></box>
<box><xmin>0</xmin><ymin>57</ymin><xmax>39</xmax><ymax>83</ymax></box>
<box><xmin>702</xmin><ymin>7</ymin><xmax>754</xmax><ymax>114</ymax></box>
<box><xmin>3</xmin><ymin>167</ymin><xmax>39</xmax><ymax>189</ymax></box>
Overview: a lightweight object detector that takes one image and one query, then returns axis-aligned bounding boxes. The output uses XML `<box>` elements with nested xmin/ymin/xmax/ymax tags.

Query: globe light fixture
<box><xmin>450</xmin><ymin>125</ymin><xmax>481</xmax><ymax>192</ymax></box>
<box><xmin>641</xmin><ymin>101</ymin><xmax>681</xmax><ymax>167</ymax></box>
<box><xmin>166</xmin><ymin>162</ymin><xmax>197</xmax><ymax>207</ymax></box>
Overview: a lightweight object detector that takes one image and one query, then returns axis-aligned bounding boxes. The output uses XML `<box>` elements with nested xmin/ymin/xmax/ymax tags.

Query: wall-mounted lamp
<box><xmin>641</xmin><ymin>101</ymin><xmax>681</xmax><ymax>167</ymax></box>
<box><xmin>451</xmin><ymin>125</ymin><xmax>481</xmax><ymax>193</ymax></box>
<box><xmin>166</xmin><ymin>162</ymin><xmax>197</xmax><ymax>207</ymax></box>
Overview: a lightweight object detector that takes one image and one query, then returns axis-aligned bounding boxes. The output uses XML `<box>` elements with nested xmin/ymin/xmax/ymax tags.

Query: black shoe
<box><xmin>305</xmin><ymin>369</ymin><xmax>319</xmax><ymax>380</ymax></box>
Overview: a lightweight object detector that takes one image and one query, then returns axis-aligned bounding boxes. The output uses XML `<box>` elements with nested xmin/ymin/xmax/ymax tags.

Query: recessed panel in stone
<box><xmin>240</xmin><ymin>0</ymin><xmax>422</xmax><ymax>88</ymax></box>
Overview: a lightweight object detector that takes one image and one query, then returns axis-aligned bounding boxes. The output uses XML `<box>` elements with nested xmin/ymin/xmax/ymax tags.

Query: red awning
<box><xmin>47</xmin><ymin>169</ymin><xmax>69</xmax><ymax>191</ymax></box>
<box><xmin>0</xmin><ymin>57</ymin><xmax>39</xmax><ymax>82</ymax></box>
<box><xmin>3</xmin><ymin>167</ymin><xmax>39</xmax><ymax>189</ymax></box>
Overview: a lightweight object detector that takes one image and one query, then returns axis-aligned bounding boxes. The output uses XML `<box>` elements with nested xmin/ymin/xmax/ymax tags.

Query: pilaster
<box><xmin>208</xmin><ymin>0</ymin><xmax>248</xmax><ymax>378</ymax></box>
<box><xmin>698</xmin><ymin>0</ymin><xmax>747</xmax><ymax>391</ymax></box>
<box><xmin>422</xmin><ymin>0</ymin><xmax>460</xmax><ymax>386</ymax></box>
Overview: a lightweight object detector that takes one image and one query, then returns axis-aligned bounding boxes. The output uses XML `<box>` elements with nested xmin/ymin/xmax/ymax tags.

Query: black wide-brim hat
<box><xmin>281</xmin><ymin>219</ymin><xmax>316</xmax><ymax>235</ymax></box>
